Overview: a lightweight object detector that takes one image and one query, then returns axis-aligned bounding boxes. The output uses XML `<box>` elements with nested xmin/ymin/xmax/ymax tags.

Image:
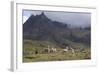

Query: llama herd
<box><xmin>43</xmin><ymin>45</ymin><xmax>57</xmax><ymax>53</ymax></box>
<box><xmin>42</xmin><ymin>45</ymin><xmax>75</xmax><ymax>54</ymax></box>
<box><xmin>24</xmin><ymin>45</ymin><xmax>76</xmax><ymax>56</ymax></box>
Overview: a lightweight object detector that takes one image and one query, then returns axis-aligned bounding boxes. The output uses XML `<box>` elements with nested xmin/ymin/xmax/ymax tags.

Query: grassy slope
<box><xmin>23</xmin><ymin>40</ymin><xmax>91</xmax><ymax>62</ymax></box>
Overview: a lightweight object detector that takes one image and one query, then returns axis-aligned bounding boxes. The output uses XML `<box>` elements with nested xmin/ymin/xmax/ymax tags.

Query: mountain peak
<box><xmin>40</xmin><ymin>12</ymin><xmax>47</xmax><ymax>18</ymax></box>
<box><xmin>41</xmin><ymin>12</ymin><xmax>45</xmax><ymax>15</ymax></box>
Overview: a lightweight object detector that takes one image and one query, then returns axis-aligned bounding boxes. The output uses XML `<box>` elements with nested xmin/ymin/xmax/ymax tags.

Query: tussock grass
<box><xmin>23</xmin><ymin>40</ymin><xmax>91</xmax><ymax>63</ymax></box>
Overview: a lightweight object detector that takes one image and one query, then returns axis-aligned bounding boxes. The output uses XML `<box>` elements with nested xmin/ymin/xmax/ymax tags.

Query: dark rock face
<box><xmin>23</xmin><ymin>12</ymin><xmax>91</xmax><ymax>48</ymax></box>
<box><xmin>23</xmin><ymin>12</ymin><xmax>67</xmax><ymax>40</ymax></box>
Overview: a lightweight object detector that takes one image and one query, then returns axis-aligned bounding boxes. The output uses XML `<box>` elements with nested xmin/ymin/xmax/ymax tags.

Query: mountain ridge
<box><xmin>23</xmin><ymin>12</ymin><xmax>90</xmax><ymax>48</ymax></box>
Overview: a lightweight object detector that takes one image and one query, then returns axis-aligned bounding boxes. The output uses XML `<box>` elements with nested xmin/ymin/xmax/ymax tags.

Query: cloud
<box><xmin>23</xmin><ymin>10</ymin><xmax>91</xmax><ymax>27</ymax></box>
<box><xmin>23</xmin><ymin>16</ymin><xmax>29</xmax><ymax>23</ymax></box>
<box><xmin>23</xmin><ymin>10</ymin><xmax>42</xmax><ymax>23</ymax></box>
<box><xmin>45</xmin><ymin>12</ymin><xmax>91</xmax><ymax>27</ymax></box>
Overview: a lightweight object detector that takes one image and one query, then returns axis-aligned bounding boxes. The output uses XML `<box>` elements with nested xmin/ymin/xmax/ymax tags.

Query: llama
<box><xmin>51</xmin><ymin>47</ymin><xmax>57</xmax><ymax>53</ymax></box>
<box><xmin>43</xmin><ymin>45</ymin><xmax>51</xmax><ymax>53</ymax></box>
<box><xmin>70</xmin><ymin>47</ymin><xmax>75</xmax><ymax>54</ymax></box>
<box><xmin>62</xmin><ymin>46</ymin><xmax>75</xmax><ymax>54</ymax></box>
<box><xmin>62</xmin><ymin>46</ymin><xmax>69</xmax><ymax>52</ymax></box>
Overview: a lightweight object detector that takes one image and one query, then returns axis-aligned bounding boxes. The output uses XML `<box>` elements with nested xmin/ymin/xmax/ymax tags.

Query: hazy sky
<box><xmin>23</xmin><ymin>10</ymin><xmax>91</xmax><ymax>27</ymax></box>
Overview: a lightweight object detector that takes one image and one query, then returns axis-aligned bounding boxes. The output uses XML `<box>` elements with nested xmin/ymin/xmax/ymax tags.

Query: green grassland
<box><xmin>23</xmin><ymin>40</ymin><xmax>91</xmax><ymax>63</ymax></box>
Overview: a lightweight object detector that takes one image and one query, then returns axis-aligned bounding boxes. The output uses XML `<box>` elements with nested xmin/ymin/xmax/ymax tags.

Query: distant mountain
<box><xmin>23</xmin><ymin>12</ymin><xmax>91</xmax><ymax>48</ymax></box>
